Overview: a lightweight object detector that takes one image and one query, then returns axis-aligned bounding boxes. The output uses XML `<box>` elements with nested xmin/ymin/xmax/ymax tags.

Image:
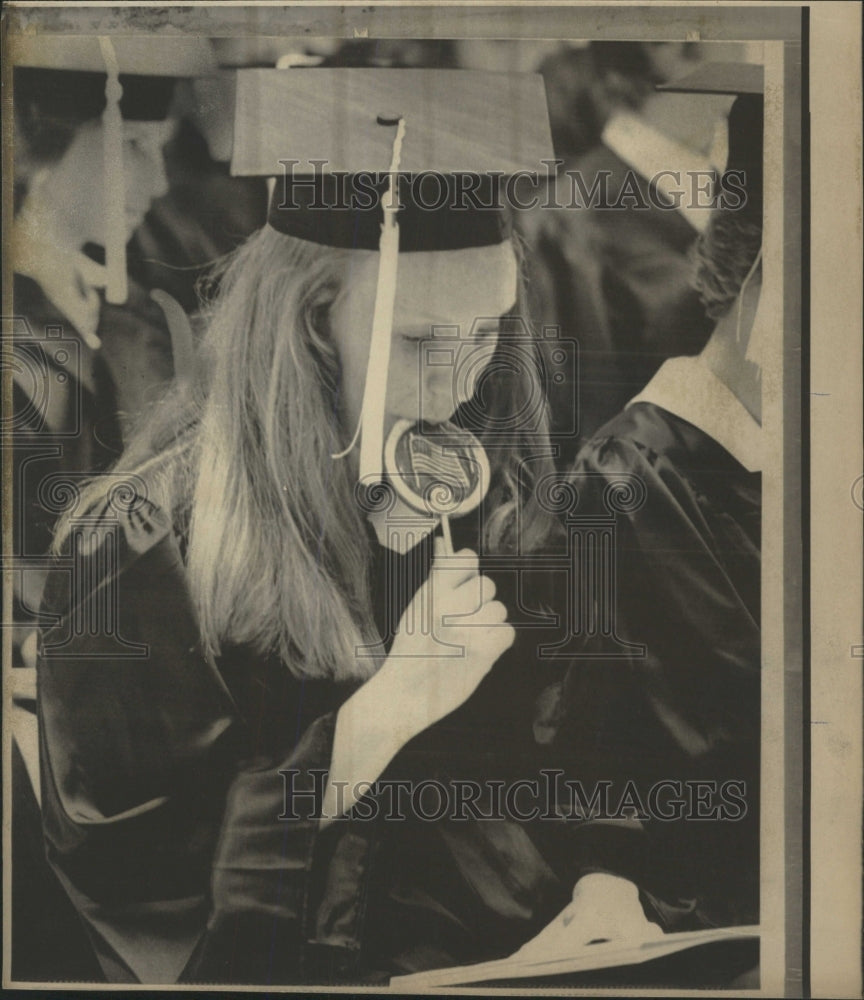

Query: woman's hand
<box><xmin>375</xmin><ymin>536</ymin><xmax>515</xmax><ymax>745</ymax></box>
<box><xmin>321</xmin><ymin>537</ymin><xmax>514</xmax><ymax>824</ymax></box>
<box><xmin>512</xmin><ymin>874</ymin><xmax>664</xmax><ymax>962</ymax></box>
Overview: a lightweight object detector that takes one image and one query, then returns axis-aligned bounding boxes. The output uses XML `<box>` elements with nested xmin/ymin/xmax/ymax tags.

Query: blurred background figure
<box><xmin>10</xmin><ymin>33</ymin><xmax>215</xmax><ymax>983</ymax></box>
<box><xmin>12</xmin><ymin>34</ymin><xmax>218</xmax><ymax>618</ymax></box>
<box><xmin>124</xmin><ymin>36</ymin><xmax>459</xmax><ymax>329</ymax></box>
<box><xmin>122</xmin><ymin>39</ymin><xmax>288</xmax><ymax>315</ymax></box>
<box><xmin>519</xmin><ymin>41</ymin><xmax>745</xmax><ymax>460</ymax></box>
<box><xmin>126</xmin><ymin>34</ymin><xmax>461</xmax><ymax>316</ymax></box>
<box><xmin>545</xmin><ymin>65</ymin><xmax>766</xmax><ymax>963</ymax></box>
<box><xmin>317</xmin><ymin>36</ymin><xmax>458</xmax><ymax>67</ymax></box>
<box><xmin>12</xmin><ymin>36</ymin><xmax>216</xmax><ymax>542</ymax></box>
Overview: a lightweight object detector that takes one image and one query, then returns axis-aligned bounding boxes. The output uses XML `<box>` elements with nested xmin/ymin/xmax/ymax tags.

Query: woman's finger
<box><xmin>451</xmin><ymin>572</ymin><xmax>496</xmax><ymax>608</ymax></box>
<box><xmin>432</xmin><ymin>548</ymin><xmax>479</xmax><ymax>590</ymax></box>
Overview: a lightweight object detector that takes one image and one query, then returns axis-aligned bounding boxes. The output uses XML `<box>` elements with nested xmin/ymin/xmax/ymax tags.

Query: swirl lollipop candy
<box><xmin>384</xmin><ymin>419</ymin><xmax>490</xmax><ymax>554</ymax></box>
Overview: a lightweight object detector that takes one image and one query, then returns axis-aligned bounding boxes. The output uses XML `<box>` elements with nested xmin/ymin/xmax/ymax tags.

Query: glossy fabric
<box><xmin>12</xmin><ymin>274</ymin><xmax>123</xmax><ymax>560</ymax></box>
<box><xmin>550</xmin><ymin>401</ymin><xmax>761</xmax><ymax>927</ymax></box>
<box><xmin>12</xmin><ymin>270</ymin><xmax>169</xmax><ymax>982</ymax></box>
<box><xmin>36</xmin><ymin>404</ymin><xmax>760</xmax><ymax>984</ymax></box>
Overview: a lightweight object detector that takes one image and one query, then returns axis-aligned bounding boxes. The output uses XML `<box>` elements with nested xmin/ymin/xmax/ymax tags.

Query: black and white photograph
<box><xmin>1</xmin><ymin>2</ymin><xmax>860</xmax><ymax>995</ymax></box>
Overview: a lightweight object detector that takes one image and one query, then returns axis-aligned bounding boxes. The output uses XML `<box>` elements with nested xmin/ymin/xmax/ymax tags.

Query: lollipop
<box><xmin>384</xmin><ymin>419</ymin><xmax>490</xmax><ymax>554</ymax></box>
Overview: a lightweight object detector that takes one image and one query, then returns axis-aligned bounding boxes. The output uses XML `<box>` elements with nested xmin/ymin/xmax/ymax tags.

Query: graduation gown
<box><xmin>36</xmin><ymin>495</ymin><xmax>568</xmax><ymax>984</ymax></box>
<box><xmin>11</xmin><ymin>269</ymin><xmax>173</xmax><ymax>982</ymax></box>
<box><xmin>12</xmin><ymin>273</ymin><xmax>124</xmax><ymax>563</ymax></box>
<box><xmin>537</xmin><ymin>400</ymin><xmax>761</xmax><ymax>929</ymax></box>
<box><xmin>35</xmin><ymin>437</ymin><xmax>759</xmax><ymax>985</ymax></box>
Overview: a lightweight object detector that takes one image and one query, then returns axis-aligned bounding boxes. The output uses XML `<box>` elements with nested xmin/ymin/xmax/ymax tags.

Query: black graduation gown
<box><xmin>10</xmin><ymin>276</ymin><xmax>112</xmax><ymax>983</ymax></box>
<box><xmin>11</xmin><ymin>271</ymin><xmax>173</xmax><ymax>983</ymax></box>
<box><xmin>12</xmin><ymin>273</ymin><xmax>124</xmax><ymax>564</ymax></box>
<box><xmin>35</xmin><ymin>416</ymin><xmax>760</xmax><ymax>985</ymax></box>
<box><xmin>36</xmin><ymin>496</ymin><xmax>571</xmax><ymax>985</ymax></box>
<box><xmin>538</xmin><ymin>400</ymin><xmax>761</xmax><ymax>930</ymax></box>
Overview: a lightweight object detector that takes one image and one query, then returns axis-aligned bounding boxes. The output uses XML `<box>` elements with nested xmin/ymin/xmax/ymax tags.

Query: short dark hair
<box><xmin>13</xmin><ymin>68</ymin><xmax>102</xmax><ymax>212</ymax></box>
<box><xmin>691</xmin><ymin>209</ymin><xmax>762</xmax><ymax>321</ymax></box>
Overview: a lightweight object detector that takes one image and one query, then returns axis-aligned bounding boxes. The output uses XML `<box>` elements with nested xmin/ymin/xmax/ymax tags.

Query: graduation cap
<box><xmin>13</xmin><ymin>34</ymin><xmax>217</xmax><ymax>304</ymax></box>
<box><xmin>231</xmin><ymin>67</ymin><xmax>553</xmax><ymax>485</ymax></box>
<box><xmin>192</xmin><ymin>43</ymin><xmax>326</xmax><ymax>164</ymax></box>
<box><xmin>13</xmin><ymin>34</ymin><xmax>216</xmax><ymax>121</ymax></box>
<box><xmin>658</xmin><ymin>62</ymin><xmax>764</xmax><ymax>218</ymax></box>
<box><xmin>232</xmin><ymin>68</ymin><xmax>553</xmax><ymax>250</ymax></box>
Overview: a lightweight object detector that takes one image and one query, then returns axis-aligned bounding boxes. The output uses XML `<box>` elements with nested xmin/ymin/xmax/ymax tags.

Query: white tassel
<box><xmin>331</xmin><ymin>117</ymin><xmax>406</xmax><ymax>478</ymax></box>
<box><xmin>98</xmin><ymin>36</ymin><xmax>128</xmax><ymax>305</ymax></box>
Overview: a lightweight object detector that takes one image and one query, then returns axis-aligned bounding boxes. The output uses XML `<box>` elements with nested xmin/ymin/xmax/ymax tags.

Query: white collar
<box><xmin>601</xmin><ymin>111</ymin><xmax>715</xmax><ymax>233</ymax></box>
<box><xmin>627</xmin><ymin>355</ymin><xmax>762</xmax><ymax>472</ymax></box>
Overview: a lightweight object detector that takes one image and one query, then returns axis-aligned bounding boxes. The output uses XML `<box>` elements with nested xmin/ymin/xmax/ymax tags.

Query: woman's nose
<box><xmin>418</xmin><ymin>371</ymin><xmax>459</xmax><ymax>423</ymax></box>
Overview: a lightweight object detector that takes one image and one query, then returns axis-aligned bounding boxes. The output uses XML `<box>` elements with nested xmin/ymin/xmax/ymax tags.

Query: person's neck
<box><xmin>13</xmin><ymin>199</ymin><xmax>107</xmax><ymax>349</ymax></box>
<box><xmin>16</xmin><ymin>194</ymin><xmax>84</xmax><ymax>259</ymax></box>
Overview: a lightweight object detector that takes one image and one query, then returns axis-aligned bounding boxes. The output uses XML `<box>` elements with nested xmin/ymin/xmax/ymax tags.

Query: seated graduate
<box><xmin>37</xmin><ymin>67</ymin><xmax>672</xmax><ymax>985</ymax></box>
<box><xmin>517</xmin><ymin>42</ymin><xmax>725</xmax><ymax>454</ymax></box>
<box><xmin>12</xmin><ymin>34</ymin><xmax>216</xmax><ymax>572</ymax></box>
<box><xmin>9</xmin><ymin>34</ymin><xmax>213</xmax><ymax>982</ymax></box>
<box><xmin>526</xmin><ymin>63</ymin><xmax>765</xmax><ymax>961</ymax></box>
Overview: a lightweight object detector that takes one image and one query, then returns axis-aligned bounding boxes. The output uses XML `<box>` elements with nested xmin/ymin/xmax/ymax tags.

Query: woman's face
<box><xmin>44</xmin><ymin>117</ymin><xmax>173</xmax><ymax>248</ymax></box>
<box><xmin>328</xmin><ymin>242</ymin><xmax>518</xmax><ymax>439</ymax></box>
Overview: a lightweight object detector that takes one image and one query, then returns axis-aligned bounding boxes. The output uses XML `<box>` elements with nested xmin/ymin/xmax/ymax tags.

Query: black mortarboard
<box><xmin>658</xmin><ymin>62</ymin><xmax>764</xmax><ymax>217</ymax></box>
<box><xmin>231</xmin><ymin>67</ymin><xmax>553</xmax><ymax>484</ymax></box>
<box><xmin>231</xmin><ymin>68</ymin><xmax>554</xmax><ymax>251</ymax></box>
<box><xmin>13</xmin><ymin>34</ymin><xmax>216</xmax><ymax>305</ymax></box>
<box><xmin>13</xmin><ymin>35</ymin><xmax>216</xmax><ymax>122</ymax></box>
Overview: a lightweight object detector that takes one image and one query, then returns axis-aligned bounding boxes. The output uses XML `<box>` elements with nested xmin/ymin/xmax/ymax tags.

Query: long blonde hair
<box><xmin>60</xmin><ymin>227</ymin><xmax>561</xmax><ymax>681</ymax></box>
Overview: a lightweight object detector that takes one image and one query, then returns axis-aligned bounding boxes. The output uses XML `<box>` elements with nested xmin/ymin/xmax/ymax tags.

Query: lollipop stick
<box><xmin>439</xmin><ymin>514</ymin><xmax>454</xmax><ymax>555</ymax></box>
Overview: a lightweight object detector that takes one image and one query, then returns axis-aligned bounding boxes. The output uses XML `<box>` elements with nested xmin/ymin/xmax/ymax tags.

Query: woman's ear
<box><xmin>309</xmin><ymin>301</ymin><xmax>332</xmax><ymax>337</ymax></box>
<box><xmin>305</xmin><ymin>296</ymin><xmax>343</xmax><ymax>395</ymax></box>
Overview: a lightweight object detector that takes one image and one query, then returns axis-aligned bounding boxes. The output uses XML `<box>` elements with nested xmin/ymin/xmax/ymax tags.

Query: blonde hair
<box><xmin>60</xmin><ymin>227</ymin><xmax>560</xmax><ymax>681</ymax></box>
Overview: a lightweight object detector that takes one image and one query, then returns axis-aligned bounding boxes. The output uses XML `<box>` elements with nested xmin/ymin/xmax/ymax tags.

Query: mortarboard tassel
<box><xmin>150</xmin><ymin>289</ymin><xmax>197</xmax><ymax>383</ymax></box>
<box><xmin>98</xmin><ymin>36</ymin><xmax>128</xmax><ymax>305</ymax></box>
<box><xmin>332</xmin><ymin>116</ymin><xmax>407</xmax><ymax>484</ymax></box>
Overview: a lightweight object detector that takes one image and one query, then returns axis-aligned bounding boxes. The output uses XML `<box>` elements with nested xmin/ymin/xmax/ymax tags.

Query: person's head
<box><xmin>679</xmin><ymin>69</ymin><xmax>765</xmax><ymax>421</ymax></box>
<box><xmin>16</xmin><ymin>112</ymin><xmax>173</xmax><ymax>249</ymax></box>
<box><xmin>329</xmin><ymin>241</ymin><xmax>518</xmax><ymax>442</ymax></box>
<box><xmin>688</xmin><ymin>82</ymin><xmax>765</xmax><ymax>322</ymax></box>
<box><xmin>692</xmin><ymin>210</ymin><xmax>762</xmax><ymax>323</ymax></box>
<box><xmin>78</xmin><ymin>217</ymin><xmax>555</xmax><ymax>680</ymax></box>
<box><xmin>13</xmin><ymin>35</ymin><xmax>216</xmax><ymax>254</ymax></box>
<box><xmin>537</xmin><ymin>42</ymin><xmax>715</xmax><ymax>159</ymax></box>
<box><xmin>67</xmin><ymin>67</ymin><xmax>561</xmax><ymax>680</ymax></box>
